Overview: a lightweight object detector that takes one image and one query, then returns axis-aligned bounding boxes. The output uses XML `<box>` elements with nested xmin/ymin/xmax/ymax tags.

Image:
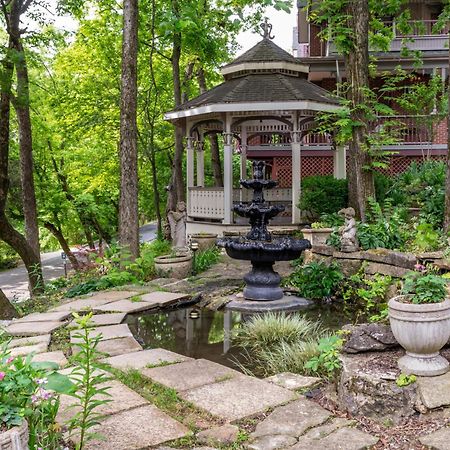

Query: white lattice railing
<box><xmin>188</xmin><ymin>188</ymin><xmax>225</xmax><ymax>219</ymax></box>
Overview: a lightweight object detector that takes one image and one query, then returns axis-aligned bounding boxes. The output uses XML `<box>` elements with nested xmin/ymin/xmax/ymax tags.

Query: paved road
<box><xmin>0</xmin><ymin>223</ymin><xmax>158</xmax><ymax>301</ymax></box>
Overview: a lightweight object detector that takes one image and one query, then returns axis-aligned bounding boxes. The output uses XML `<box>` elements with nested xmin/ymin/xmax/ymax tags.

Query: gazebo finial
<box><xmin>259</xmin><ymin>18</ymin><xmax>275</xmax><ymax>39</ymax></box>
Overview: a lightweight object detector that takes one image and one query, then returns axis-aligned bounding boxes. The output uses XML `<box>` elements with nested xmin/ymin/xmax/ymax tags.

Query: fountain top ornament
<box><xmin>217</xmin><ymin>161</ymin><xmax>312</xmax><ymax>310</ymax></box>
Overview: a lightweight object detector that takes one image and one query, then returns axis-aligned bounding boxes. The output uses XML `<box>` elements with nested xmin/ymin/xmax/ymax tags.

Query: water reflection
<box><xmin>126</xmin><ymin>304</ymin><xmax>350</xmax><ymax>369</ymax></box>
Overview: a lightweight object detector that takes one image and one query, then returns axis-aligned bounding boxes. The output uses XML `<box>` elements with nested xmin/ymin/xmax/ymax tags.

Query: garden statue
<box><xmin>168</xmin><ymin>201</ymin><xmax>187</xmax><ymax>250</ymax></box>
<box><xmin>338</xmin><ymin>207</ymin><xmax>358</xmax><ymax>252</ymax></box>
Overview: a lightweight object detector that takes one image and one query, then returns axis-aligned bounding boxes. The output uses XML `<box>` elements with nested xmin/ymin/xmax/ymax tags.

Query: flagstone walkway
<box><xmin>1</xmin><ymin>287</ymin><xmax>448</xmax><ymax>449</ymax></box>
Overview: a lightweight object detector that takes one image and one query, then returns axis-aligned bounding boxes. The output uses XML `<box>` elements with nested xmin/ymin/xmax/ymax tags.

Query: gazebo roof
<box><xmin>165</xmin><ymin>36</ymin><xmax>340</xmax><ymax>122</ymax></box>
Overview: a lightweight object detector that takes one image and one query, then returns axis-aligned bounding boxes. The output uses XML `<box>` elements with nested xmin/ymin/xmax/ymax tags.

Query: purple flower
<box><xmin>414</xmin><ymin>263</ymin><xmax>426</xmax><ymax>272</ymax></box>
<box><xmin>35</xmin><ymin>377</ymin><xmax>48</xmax><ymax>386</ymax></box>
<box><xmin>0</xmin><ymin>372</ymin><xmax>5</xmax><ymax>381</ymax></box>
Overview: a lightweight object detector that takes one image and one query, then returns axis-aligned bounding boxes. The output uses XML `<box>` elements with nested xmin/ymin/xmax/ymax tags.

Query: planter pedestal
<box><xmin>0</xmin><ymin>420</ymin><xmax>28</xmax><ymax>450</ymax></box>
<box><xmin>389</xmin><ymin>296</ymin><xmax>450</xmax><ymax>377</ymax></box>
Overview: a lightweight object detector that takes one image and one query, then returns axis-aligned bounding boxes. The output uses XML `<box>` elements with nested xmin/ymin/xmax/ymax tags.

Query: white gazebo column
<box><xmin>223</xmin><ymin>115</ymin><xmax>233</xmax><ymax>224</ymax></box>
<box><xmin>291</xmin><ymin>117</ymin><xmax>302</xmax><ymax>225</ymax></box>
<box><xmin>196</xmin><ymin>141</ymin><xmax>205</xmax><ymax>187</ymax></box>
<box><xmin>333</xmin><ymin>145</ymin><xmax>347</xmax><ymax>179</ymax></box>
<box><xmin>186</xmin><ymin>136</ymin><xmax>195</xmax><ymax>215</ymax></box>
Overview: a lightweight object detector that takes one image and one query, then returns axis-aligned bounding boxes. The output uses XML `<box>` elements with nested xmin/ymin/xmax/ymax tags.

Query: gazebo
<box><xmin>165</xmin><ymin>26</ymin><xmax>341</xmax><ymax>236</ymax></box>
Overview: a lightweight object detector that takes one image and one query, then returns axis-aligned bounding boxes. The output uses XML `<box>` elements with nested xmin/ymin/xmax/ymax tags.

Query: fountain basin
<box><xmin>217</xmin><ymin>237</ymin><xmax>311</xmax><ymax>263</ymax></box>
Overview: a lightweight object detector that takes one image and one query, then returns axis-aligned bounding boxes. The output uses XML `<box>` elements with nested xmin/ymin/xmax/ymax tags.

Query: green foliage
<box><xmin>287</xmin><ymin>261</ymin><xmax>343</xmax><ymax>300</ymax></box>
<box><xmin>304</xmin><ymin>334</ymin><xmax>343</xmax><ymax>379</ymax></box>
<box><xmin>234</xmin><ymin>313</ymin><xmax>332</xmax><ymax>378</ymax></box>
<box><xmin>410</xmin><ymin>223</ymin><xmax>441</xmax><ymax>252</ymax></box>
<box><xmin>193</xmin><ymin>247</ymin><xmax>221</xmax><ymax>274</ymax></box>
<box><xmin>340</xmin><ymin>268</ymin><xmax>393</xmax><ymax>321</ymax></box>
<box><xmin>396</xmin><ymin>373</ymin><xmax>416</xmax><ymax>387</ymax></box>
<box><xmin>67</xmin><ymin>312</ymin><xmax>112</xmax><ymax>449</ymax></box>
<box><xmin>0</xmin><ymin>242</ymin><xmax>19</xmax><ymax>271</ymax></box>
<box><xmin>299</xmin><ymin>176</ymin><xmax>348</xmax><ymax>216</ymax></box>
<box><xmin>0</xmin><ymin>340</ymin><xmax>74</xmax><ymax>447</ymax></box>
<box><xmin>401</xmin><ymin>271</ymin><xmax>447</xmax><ymax>304</ymax></box>
<box><xmin>357</xmin><ymin>198</ymin><xmax>408</xmax><ymax>250</ymax></box>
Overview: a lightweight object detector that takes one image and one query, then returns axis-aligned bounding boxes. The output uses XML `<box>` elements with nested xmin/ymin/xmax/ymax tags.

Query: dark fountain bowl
<box><xmin>217</xmin><ymin>236</ymin><xmax>312</xmax><ymax>263</ymax></box>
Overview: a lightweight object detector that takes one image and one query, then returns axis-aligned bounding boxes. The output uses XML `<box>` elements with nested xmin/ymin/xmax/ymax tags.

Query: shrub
<box><xmin>193</xmin><ymin>247</ymin><xmax>221</xmax><ymax>274</ymax></box>
<box><xmin>287</xmin><ymin>261</ymin><xmax>343</xmax><ymax>300</ymax></box>
<box><xmin>401</xmin><ymin>271</ymin><xmax>447</xmax><ymax>304</ymax></box>
<box><xmin>299</xmin><ymin>176</ymin><xmax>348</xmax><ymax>216</ymax></box>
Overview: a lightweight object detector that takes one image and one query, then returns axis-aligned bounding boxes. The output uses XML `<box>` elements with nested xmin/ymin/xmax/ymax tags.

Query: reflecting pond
<box><xmin>126</xmin><ymin>302</ymin><xmax>350</xmax><ymax>370</ymax></box>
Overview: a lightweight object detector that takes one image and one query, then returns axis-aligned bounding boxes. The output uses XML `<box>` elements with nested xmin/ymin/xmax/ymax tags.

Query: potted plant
<box><xmin>0</xmin><ymin>340</ymin><xmax>74</xmax><ymax>449</ymax></box>
<box><xmin>189</xmin><ymin>232</ymin><xmax>218</xmax><ymax>252</ymax></box>
<box><xmin>154</xmin><ymin>249</ymin><xmax>193</xmax><ymax>279</ymax></box>
<box><xmin>301</xmin><ymin>222</ymin><xmax>333</xmax><ymax>246</ymax></box>
<box><xmin>388</xmin><ymin>267</ymin><xmax>450</xmax><ymax>377</ymax></box>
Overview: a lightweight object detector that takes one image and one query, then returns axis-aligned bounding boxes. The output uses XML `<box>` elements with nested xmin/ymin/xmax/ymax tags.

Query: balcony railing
<box><xmin>385</xmin><ymin>20</ymin><xmax>448</xmax><ymax>37</ymax></box>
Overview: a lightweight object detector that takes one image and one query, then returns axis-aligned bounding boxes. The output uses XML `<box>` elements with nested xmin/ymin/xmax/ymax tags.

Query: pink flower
<box><xmin>0</xmin><ymin>372</ymin><xmax>5</xmax><ymax>381</ymax></box>
<box><xmin>414</xmin><ymin>263</ymin><xmax>426</xmax><ymax>272</ymax></box>
<box><xmin>6</xmin><ymin>357</ymin><xmax>14</xmax><ymax>364</ymax></box>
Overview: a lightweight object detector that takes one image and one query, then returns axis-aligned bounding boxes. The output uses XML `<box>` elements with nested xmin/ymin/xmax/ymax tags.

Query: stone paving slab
<box><xmin>102</xmin><ymin>348</ymin><xmax>192</xmax><ymax>370</ymax></box>
<box><xmin>252</xmin><ymin>397</ymin><xmax>331</xmax><ymax>439</ymax></box>
<box><xmin>246</xmin><ymin>434</ymin><xmax>297</xmax><ymax>450</ymax></box>
<box><xmin>58</xmin><ymin>380</ymin><xmax>148</xmax><ymax>422</ymax></box>
<box><xmin>417</xmin><ymin>371</ymin><xmax>450</xmax><ymax>409</ymax></box>
<box><xmin>265</xmin><ymin>372</ymin><xmax>322</xmax><ymax>390</ymax></box>
<box><xmin>68</xmin><ymin>313</ymin><xmax>127</xmax><ymax>328</ymax></box>
<box><xmin>290</xmin><ymin>426</ymin><xmax>379</xmax><ymax>450</ymax></box>
<box><xmin>77</xmin><ymin>404</ymin><xmax>189</xmax><ymax>450</ymax></box>
<box><xmin>9</xmin><ymin>334</ymin><xmax>51</xmax><ymax>348</ymax></box>
<box><xmin>32</xmin><ymin>351</ymin><xmax>68</xmax><ymax>368</ymax></box>
<box><xmin>13</xmin><ymin>311</ymin><xmax>71</xmax><ymax>323</ymax></box>
<box><xmin>10</xmin><ymin>342</ymin><xmax>48</xmax><ymax>357</ymax></box>
<box><xmin>181</xmin><ymin>376</ymin><xmax>296</xmax><ymax>421</ymax></box>
<box><xmin>419</xmin><ymin>426</ymin><xmax>450</xmax><ymax>449</ymax></box>
<box><xmin>96</xmin><ymin>336</ymin><xmax>143</xmax><ymax>357</ymax></box>
<box><xmin>87</xmin><ymin>290</ymin><xmax>138</xmax><ymax>302</ymax></box>
<box><xmin>141</xmin><ymin>358</ymin><xmax>241</xmax><ymax>392</ymax></box>
<box><xmin>50</xmin><ymin>297</ymin><xmax>118</xmax><ymax>313</ymax></box>
<box><xmin>94</xmin><ymin>299</ymin><xmax>159</xmax><ymax>313</ymax></box>
<box><xmin>70</xmin><ymin>324</ymin><xmax>132</xmax><ymax>343</ymax></box>
<box><xmin>4</xmin><ymin>320</ymin><xmax>65</xmax><ymax>336</ymax></box>
<box><xmin>140</xmin><ymin>291</ymin><xmax>189</xmax><ymax>307</ymax></box>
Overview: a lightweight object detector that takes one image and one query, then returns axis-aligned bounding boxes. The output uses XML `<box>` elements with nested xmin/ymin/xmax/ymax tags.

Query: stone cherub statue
<box><xmin>168</xmin><ymin>201</ymin><xmax>187</xmax><ymax>250</ymax></box>
<box><xmin>338</xmin><ymin>207</ymin><xmax>359</xmax><ymax>252</ymax></box>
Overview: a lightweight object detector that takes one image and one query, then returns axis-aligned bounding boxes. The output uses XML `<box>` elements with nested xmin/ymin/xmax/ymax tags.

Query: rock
<box><xmin>102</xmin><ymin>348</ymin><xmax>192</xmax><ymax>370</ymax></box>
<box><xmin>95</xmin><ymin>336</ymin><xmax>142</xmax><ymax>357</ymax></box>
<box><xmin>265</xmin><ymin>372</ymin><xmax>321</xmax><ymax>390</ymax></box>
<box><xmin>300</xmin><ymin>417</ymin><xmax>352</xmax><ymax>440</ymax></box>
<box><xmin>310</xmin><ymin>244</ymin><xmax>334</xmax><ymax>256</ymax></box>
<box><xmin>333</xmin><ymin>251</ymin><xmax>364</xmax><ymax>260</ymax></box>
<box><xmin>338</xmin><ymin>352</ymin><xmax>419</xmax><ymax>424</ymax></box>
<box><xmin>197</xmin><ymin>424</ymin><xmax>239</xmax><ymax>446</ymax></box>
<box><xmin>364</xmin><ymin>262</ymin><xmax>410</xmax><ymax>278</ymax></box>
<box><xmin>417</xmin><ymin>371</ymin><xmax>450</xmax><ymax>409</ymax></box>
<box><xmin>252</xmin><ymin>397</ymin><xmax>330</xmax><ymax>439</ymax></box>
<box><xmin>70</xmin><ymin>324</ymin><xmax>132</xmax><ymax>343</ymax></box>
<box><xmin>9</xmin><ymin>334</ymin><xmax>51</xmax><ymax>348</ymax></box>
<box><xmin>246</xmin><ymin>434</ymin><xmax>297</xmax><ymax>450</ymax></box>
<box><xmin>181</xmin><ymin>376</ymin><xmax>296</xmax><ymax>422</ymax></box>
<box><xmin>334</xmin><ymin>259</ymin><xmax>363</xmax><ymax>277</ymax></box>
<box><xmin>342</xmin><ymin>323</ymin><xmax>398</xmax><ymax>354</ymax></box>
<box><xmin>419</xmin><ymin>427</ymin><xmax>450</xmax><ymax>449</ymax></box>
<box><xmin>13</xmin><ymin>311</ymin><xmax>71</xmax><ymax>323</ymax></box>
<box><xmin>4</xmin><ymin>321</ymin><xmax>65</xmax><ymax>336</ymax></box>
<box><xmin>50</xmin><ymin>297</ymin><xmax>118</xmax><ymax>313</ymax></box>
<box><xmin>291</xmin><ymin>426</ymin><xmax>379</xmax><ymax>450</ymax></box>
<box><xmin>94</xmin><ymin>299</ymin><xmax>159</xmax><ymax>313</ymax></box>
<box><xmin>32</xmin><ymin>351</ymin><xmax>68</xmax><ymax>368</ymax></box>
<box><xmin>9</xmin><ymin>342</ymin><xmax>48</xmax><ymax>357</ymax></box>
<box><xmin>140</xmin><ymin>291</ymin><xmax>189</xmax><ymax>307</ymax></box>
<box><xmin>69</xmin><ymin>313</ymin><xmax>127</xmax><ymax>327</ymax></box>
<box><xmin>141</xmin><ymin>358</ymin><xmax>241</xmax><ymax>392</ymax></box>
<box><xmin>88</xmin><ymin>290</ymin><xmax>138</xmax><ymax>301</ymax></box>
<box><xmin>361</xmin><ymin>249</ymin><xmax>416</xmax><ymax>269</ymax></box>
<box><xmin>72</xmin><ymin>404</ymin><xmax>189</xmax><ymax>449</ymax></box>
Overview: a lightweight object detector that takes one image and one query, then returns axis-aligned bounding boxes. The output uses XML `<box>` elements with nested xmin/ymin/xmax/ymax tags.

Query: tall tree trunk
<box><xmin>13</xmin><ymin>40</ymin><xmax>40</xmax><ymax>260</ymax></box>
<box><xmin>118</xmin><ymin>0</ymin><xmax>139</xmax><ymax>259</ymax></box>
<box><xmin>0</xmin><ymin>38</ymin><xmax>43</xmax><ymax>296</ymax></box>
<box><xmin>197</xmin><ymin>68</ymin><xmax>223</xmax><ymax>187</ymax></box>
<box><xmin>167</xmin><ymin>0</ymin><xmax>184</xmax><ymax>213</ymax></box>
<box><xmin>345</xmin><ymin>0</ymin><xmax>375</xmax><ymax>221</ymax></box>
<box><xmin>43</xmin><ymin>221</ymin><xmax>80</xmax><ymax>270</ymax></box>
<box><xmin>444</xmin><ymin>30</ymin><xmax>450</xmax><ymax>234</ymax></box>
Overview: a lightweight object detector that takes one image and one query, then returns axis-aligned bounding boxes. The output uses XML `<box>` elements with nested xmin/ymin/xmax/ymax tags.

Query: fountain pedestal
<box><xmin>243</xmin><ymin>261</ymin><xmax>283</xmax><ymax>301</ymax></box>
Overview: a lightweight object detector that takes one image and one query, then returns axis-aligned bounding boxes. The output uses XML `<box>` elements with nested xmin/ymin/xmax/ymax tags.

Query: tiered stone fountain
<box><xmin>218</xmin><ymin>161</ymin><xmax>312</xmax><ymax>312</ymax></box>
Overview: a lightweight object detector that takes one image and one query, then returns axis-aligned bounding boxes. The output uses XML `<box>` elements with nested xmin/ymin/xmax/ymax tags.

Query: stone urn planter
<box><xmin>154</xmin><ymin>253</ymin><xmax>193</xmax><ymax>279</ymax></box>
<box><xmin>190</xmin><ymin>233</ymin><xmax>218</xmax><ymax>252</ymax></box>
<box><xmin>301</xmin><ymin>228</ymin><xmax>333</xmax><ymax>246</ymax></box>
<box><xmin>0</xmin><ymin>420</ymin><xmax>29</xmax><ymax>450</ymax></box>
<box><xmin>388</xmin><ymin>295</ymin><xmax>450</xmax><ymax>376</ymax></box>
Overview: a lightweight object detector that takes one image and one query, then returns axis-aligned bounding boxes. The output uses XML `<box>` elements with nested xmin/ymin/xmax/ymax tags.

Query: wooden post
<box><xmin>186</xmin><ymin>136</ymin><xmax>194</xmax><ymax>215</ymax></box>
<box><xmin>333</xmin><ymin>145</ymin><xmax>347</xmax><ymax>179</ymax></box>
<box><xmin>196</xmin><ymin>140</ymin><xmax>205</xmax><ymax>187</ymax></box>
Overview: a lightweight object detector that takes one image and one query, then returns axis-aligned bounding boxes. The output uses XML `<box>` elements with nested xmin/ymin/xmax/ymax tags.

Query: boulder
<box><xmin>342</xmin><ymin>323</ymin><xmax>398</xmax><ymax>354</ymax></box>
<box><xmin>361</xmin><ymin>249</ymin><xmax>416</xmax><ymax>270</ymax></box>
<box><xmin>338</xmin><ymin>352</ymin><xmax>421</xmax><ymax>424</ymax></box>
